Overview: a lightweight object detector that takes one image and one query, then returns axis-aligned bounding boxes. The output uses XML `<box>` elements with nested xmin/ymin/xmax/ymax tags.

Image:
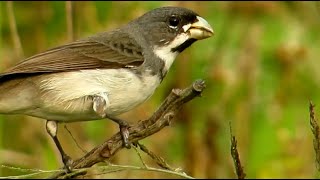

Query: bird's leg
<box><xmin>45</xmin><ymin>120</ymin><xmax>73</xmax><ymax>172</ymax></box>
<box><xmin>105</xmin><ymin>115</ymin><xmax>131</xmax><ymax>148</ymax></box>
<box><xmin>92</xmin><ymin>94</ymin><xmax>131</xmax><ymax>148</ymax></box>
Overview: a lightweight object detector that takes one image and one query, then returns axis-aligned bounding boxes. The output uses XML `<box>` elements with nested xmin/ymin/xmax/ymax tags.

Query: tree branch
<box><xmin>49</xmin><ymin>79</ymin><xmax>206</xmax><ymax>179</ymax></box>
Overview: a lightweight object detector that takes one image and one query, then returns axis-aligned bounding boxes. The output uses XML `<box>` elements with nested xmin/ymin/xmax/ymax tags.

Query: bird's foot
<box><xmin>119</xmin><ymin>121</ymin><xmax>131</xmax><ymax>149</ymax></box>
<box><xmin>62</xmin><ymin>153</ymin><xmax>73</xmax><ymax>173</ymax></box>
<box><xmin>106</xmin><ymin>115</ymin><xmax>131</xmax><ymax>149</ymax></box>
<box><xmin>92</xmin><ymin>94</ymin><xmax>132</xmax><ymax>148</ymax></box>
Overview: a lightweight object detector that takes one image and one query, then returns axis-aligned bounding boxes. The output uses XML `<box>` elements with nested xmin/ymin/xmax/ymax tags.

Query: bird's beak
<box><xmin>185</xmin><ymin>16</ymin><xmax>214</xmax><ymax>40</ymax></box>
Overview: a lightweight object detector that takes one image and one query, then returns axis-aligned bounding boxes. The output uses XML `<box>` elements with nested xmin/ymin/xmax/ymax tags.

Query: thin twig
<box><xmin>132</xmin><ymin>143</ymin><xmax>148</xmax><ymax>168</ymax></box>
<box><xmin>309</xmin><ymin>101</ymin><xmax>320</xmax><ymax>172</ymax></box>
<box><xmin>137</xmin><ymin>142</ymin><xmax>175</xmax><ymax>171</ymax></box>
<box><xmin>80</xmin><ymin>168</ymin><xmax>125</xmax><ymax>178</ymax></box>
<box><xmin>67</xmin><ymin>164</ymin><xmax>195</xmax><ymax>179</ymax></box>
<box><xmin>0</xmin><ymin>165</ymin><xmax>64</xmax><ymax>179</ymax></box>
<box><xmin>106</xmin><ymin>164</ymin><xmax>194</xmax><ymax>179</ymax></box>
<box><xmin>0</xmin><ymin>162</ymin><xmax>194</xmax><ymax>179</ymax></box>
<box><xmin>1</xmin><ymin>164</ymin><xmax>60</xmax><ymax>173</ymax></box>
<box><xmin>229</xmin><ymin>121</ymin><xmax>246</xmax><ymax>179</ymax></box>
<box><xmin>64</xmin><ymin>125</ymin><xmax>87</xmax><ymax>154</ymax></box>
<box><xmin>0</xmin><ymin>171</ymin><xmax>58</xmax><ymax>179</ymax></box>
<box><xmin>132</xmin><ymin>144</ymin><xmax>148</xmax><ymax>168</ymax></box>
<box><xmin>6</xmin><ymin>1</ymin><xmax>24</xmax><ymax>58</ymax></box>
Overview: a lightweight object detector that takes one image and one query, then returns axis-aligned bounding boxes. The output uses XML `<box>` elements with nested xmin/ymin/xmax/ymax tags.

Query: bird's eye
<box><xmin>168</xmin><ymin>16</ymin><xmax>180</xmax><ymax>28</ymax></box>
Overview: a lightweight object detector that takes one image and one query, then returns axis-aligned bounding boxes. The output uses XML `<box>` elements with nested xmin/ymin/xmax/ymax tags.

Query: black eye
<box><xmin>168</xmin><ymin>16</ymin><xmax>180</xmax><ymax>27</ymax></box>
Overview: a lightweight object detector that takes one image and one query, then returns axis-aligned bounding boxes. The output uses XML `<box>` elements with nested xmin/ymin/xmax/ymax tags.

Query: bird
<box><xmin>0</xmin><ymin>6</ymin><xmax>213</xmax><ymax>171</ymax></box>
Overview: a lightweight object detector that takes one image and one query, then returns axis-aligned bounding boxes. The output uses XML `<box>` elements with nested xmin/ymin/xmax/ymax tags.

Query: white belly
<box><xmin>29</xmin><ymin>69</ymin><xmax>161</xmax><ymax>121</ymax></box>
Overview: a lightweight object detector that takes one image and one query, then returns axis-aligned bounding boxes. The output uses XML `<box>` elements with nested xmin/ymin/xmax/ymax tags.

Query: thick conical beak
<box><xmin>186</xmin><ymin>16</ymin><xmax>214</xmax><ymax>40</ymax></box>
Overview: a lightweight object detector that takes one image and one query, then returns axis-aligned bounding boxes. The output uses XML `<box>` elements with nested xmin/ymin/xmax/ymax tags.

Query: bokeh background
<box><xmin>0</xmin><ymin>1</ymin><xmax>320</xmax><ymax>178</ymax></box>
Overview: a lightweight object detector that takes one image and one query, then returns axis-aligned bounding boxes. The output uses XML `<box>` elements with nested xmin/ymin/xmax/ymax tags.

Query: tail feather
<box><xmin>0</xmin><ymin>76</ymin><xmax>37</xmax><ymax>114</ymax></box>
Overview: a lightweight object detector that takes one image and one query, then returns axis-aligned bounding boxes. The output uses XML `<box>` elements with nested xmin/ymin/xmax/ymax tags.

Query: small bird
<box><xmin>0</xmin><ymin>6</ymin><xmax>213</xmax><ymax>171</ymax></box>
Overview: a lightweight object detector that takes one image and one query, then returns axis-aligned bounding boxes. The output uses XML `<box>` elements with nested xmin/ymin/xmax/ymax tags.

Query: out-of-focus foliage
<box><xmin>0</xmin><ymin>1</ymin><xmax>319</xmax><ymax>178</ymax></box>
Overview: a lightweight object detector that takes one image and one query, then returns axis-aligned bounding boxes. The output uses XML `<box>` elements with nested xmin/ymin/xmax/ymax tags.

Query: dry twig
<box><xmin>309</xmin><ymin>101</ymin><xmax>320</xmax><ymax>172</ymax></box>
<box><xmin>229</xmin><ymin>122</ymin><xmax>246</xmax><ymax>179</ymax></box>
<box><xmin>136</xmin><ymin>142</ymin><xmax>175</xmax><ymax>171</ymax></box>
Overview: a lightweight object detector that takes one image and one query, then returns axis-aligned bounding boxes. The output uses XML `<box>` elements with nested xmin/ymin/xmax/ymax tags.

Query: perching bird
<box><xmin>0</xmin><ymin>6</ymin><xmax>213</xmax><ymax>171</ymax></box>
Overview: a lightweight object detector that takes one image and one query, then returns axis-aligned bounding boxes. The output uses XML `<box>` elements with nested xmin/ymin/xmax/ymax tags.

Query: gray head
<box><xmin>126</xmin><ymin>6</ymin><xmax>214</xmax><ymax>53</ymax></box>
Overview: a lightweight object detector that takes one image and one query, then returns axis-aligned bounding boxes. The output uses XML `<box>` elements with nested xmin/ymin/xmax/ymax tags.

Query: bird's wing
<box><xmin>0</xmin><ymin>31</ymin><xmax>144</xmax><ymax>81</ymax></box>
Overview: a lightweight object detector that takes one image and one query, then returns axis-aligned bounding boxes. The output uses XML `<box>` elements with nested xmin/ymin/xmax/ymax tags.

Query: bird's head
<box><xmin>126</xmin><ymin>6</ymin><xmax>214</xmax><ymax>72</ymax></box>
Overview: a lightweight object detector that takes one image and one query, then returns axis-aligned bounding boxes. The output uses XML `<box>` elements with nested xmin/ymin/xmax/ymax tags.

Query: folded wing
<box><xmin>0</xmin><ymin>31</ymin><xmax>144</xmax><ymax>82</ymax></box>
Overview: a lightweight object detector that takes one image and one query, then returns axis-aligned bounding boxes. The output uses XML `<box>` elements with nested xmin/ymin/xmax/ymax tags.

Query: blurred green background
<box><xmin>0</xmin><ymin>1</ymin><xmax>320</xmax><ymax>178</ymax></box>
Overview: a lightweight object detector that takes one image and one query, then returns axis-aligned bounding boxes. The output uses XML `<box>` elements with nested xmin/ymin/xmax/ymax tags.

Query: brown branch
<box><xmin>309</xmin><ymin>101</ymin><xmax>320</xmax><ymax>172</ymax></box>
<box><xmin>229</xmin><ymin>122</ymin><xmax>246</xmax><ymax>179</ymax></box>
<box><xmin>49</xmin><ymin>79</ymin><xmax>206</xmax><ymax>179</ymax></box>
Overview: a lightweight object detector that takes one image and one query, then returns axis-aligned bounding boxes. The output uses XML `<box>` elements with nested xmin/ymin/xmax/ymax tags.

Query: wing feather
<box><xmin>0</xmin><ymin>31</ymin><xmax>144</xmax><ymax>81</ymax></box>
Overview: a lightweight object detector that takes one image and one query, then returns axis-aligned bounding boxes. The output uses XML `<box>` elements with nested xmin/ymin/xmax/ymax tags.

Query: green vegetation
<box><xmin>0</xmin><ymin>1</ymin><xmax>319</xmax><ymax>178</ymax></box>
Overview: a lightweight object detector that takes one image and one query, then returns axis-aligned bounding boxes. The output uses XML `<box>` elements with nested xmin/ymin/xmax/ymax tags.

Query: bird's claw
<box><xmin>62</xmin><ymin>154</ymin><xmax>73</xmax><ymax>173</ymax></box>
<box><xmin>120</xmin><ymin>124</ymin><xmax>131</xmax><ymax>149</ymax></box>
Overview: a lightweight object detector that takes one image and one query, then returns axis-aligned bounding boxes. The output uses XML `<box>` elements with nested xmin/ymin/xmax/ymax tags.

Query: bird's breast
<box><xmin>34</xmin><ymin>68</ymin><xmax>161</xmax><ymax>121</ymax></box>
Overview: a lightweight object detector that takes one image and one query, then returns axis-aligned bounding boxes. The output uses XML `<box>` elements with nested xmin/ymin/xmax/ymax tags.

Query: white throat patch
<box><xmin>153</xmin><ymin>32</ymin><xmax>190</xmax><ymax>72</ymax></box>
